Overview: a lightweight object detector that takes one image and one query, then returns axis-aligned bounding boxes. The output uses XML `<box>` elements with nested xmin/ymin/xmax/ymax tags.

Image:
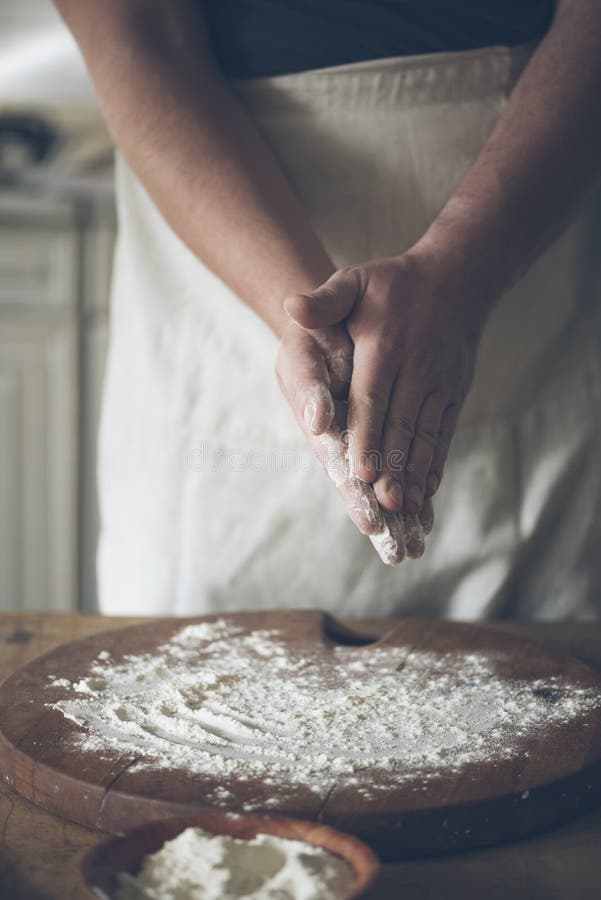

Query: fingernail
<box><xmin>406</xmin><ymin>484</ymin><xmax>423</xmax><ymax>510</ymax></box>
<box><xmin>426</xmin><ymin>474</ymin><xmax>439</xmax><ymax>496</ymax></box>
<box><xmin>347</xmin><ymin>477</ymin><xmax>382</xmax><ymax>534</ymax></box>
<box><xmin>369</xmin><ymin>511</ymin><xmax>406</xmax><ymax>565</ymax></box>
<box><xmin>389</xmin><ymin>480</ymin><xmax>404</xmax><ymax>507</ymax></box>
<box><xmin>304</xmin><ymin>401</ymin><xmax>317</xmax><ymax>433</ymax></box>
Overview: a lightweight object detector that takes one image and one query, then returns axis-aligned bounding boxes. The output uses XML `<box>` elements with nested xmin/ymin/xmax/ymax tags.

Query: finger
<box><xmin>276</xmin><ymin>328</ymin><xmax>335</xmax><ymax>435</ymax></box>
<box><xmin>347</xmin><ymin>338</ymin><xmax>397</xmax><ymax>482</ymax></box>
<box><xmin>326</xmin><ymin>344</ymin><xmax>353</xmax><ymax>398</ymax></box>
<box><xmin>284</xmin><ymin>268</ymin><xmax>359</xmax><ymax>329</ymax></box>
<box><xmin>426</xmin><ymin>403</ymin><xmax>462</xmax><ymax>497</ymax></box>
<box><xmin>374</xmin><ymin>380</ymin><xmax>421</xmax><ymax>511</ymax></box>
<box><xmin>315</xmin><ymin>426</ymin><xmax>382</xmax><ymax>535</ymax></box>
<box><xmin>419</xmin><ymin>496</ymin><xmax>434</xmax><ymax>535</ymax></box>
<box><xmin>312</xmin><ymin>327</ymin><xmax>353</xmax><ymax>399</ymax></box>
<box><xmin>403</xmin><ymin>392</ymin><xmax>444</xmax><ymax>514</ymax></box>
<box><xmin>370</xmin><ymin>511</ymin><xmax>406</xmax><ymax>565</ymax></box>
<box><xmin>404</xmin><ymin>513</ymin><xmax>426</xmax><ymax>559</ymax></box>
<box><xmin>342</xmin><ymin>476</ymin><xmax>384</xmax><ymax>535</ymax></box>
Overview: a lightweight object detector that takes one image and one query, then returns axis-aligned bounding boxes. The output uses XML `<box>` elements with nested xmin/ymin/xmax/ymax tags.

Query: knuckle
<box><xmin>407</xmin><ymin>454</ymin><xmax>429</xmax><ymax>477</ymax></box>
<box><xmin>389</xmin><ymin>414</ymin><xmax>415</xmax><ymax>440</ymax></box>
<box><xmin>356</xmin><ymin>448</ymin><xmax>382</xmax><ymax>474</ymax></box>
<box><xmin>427</xmin><ymin>389</ymin><xmax>445</xmax><ymax>406</ymax></box>
<box><xmin>444</xmin><ymin>399</ymin><xmax>462</xmax><ymax>417</ymax></box>
<box><xmin>376</xmin><ymin>330</ymin><xmax>397</xmax><ymax>356</ymax></box>
<box><xmin>353</xmin><ymin>388</ymin><xmax>389</xmax><ymax>415</ymax></box>
<box><xmin>428</xmin><ymin>466</ymin><xmax>442</xmax><ymax>484</ymax></box>
<box><xmin>437</xmin><ymin>428</ymin><xmax>453</xmax><ymax>448</ymax></box>
<box><xmin>318</xmin><ymin>285</ymin><xmax>340</xmax><ymax>304</ymax></box>
<box><xmin>334</xmin><ymin>265</ymin><xmax>364</xmax><ymax>296</ymax></box>
<box><xmin>339</xmin><ymin>264</ymin><xmax>362</xmax><ymax>283</ymax></box>
<box><xmin>415</xmin><ymin>426</ymin><xmax>438</xmax><ymax>448</ymax></box>
<box><xmin>385</xmin><ymin>448</ymin><xmax>406</xmax><ymax>474</ymax></box>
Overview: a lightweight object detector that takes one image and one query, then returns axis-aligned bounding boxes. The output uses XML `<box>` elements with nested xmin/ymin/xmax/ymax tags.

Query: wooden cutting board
<box><xmin>1</xmin><ymin>610</ymin><xmax>601</xmax><ymax>861</ymax></box>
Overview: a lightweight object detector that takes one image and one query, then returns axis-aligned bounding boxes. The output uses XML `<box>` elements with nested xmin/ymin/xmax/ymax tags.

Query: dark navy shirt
<box><xmin>203</xmin><ymin>0</ymin><xmax>555</xmax><ymax>78</ymax></box>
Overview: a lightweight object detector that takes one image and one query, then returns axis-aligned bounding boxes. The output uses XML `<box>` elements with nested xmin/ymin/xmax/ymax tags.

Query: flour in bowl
<box><xmin>113</xmin><ymin>827</ymin><xmax>355</xmax><ymax>900</ymax></box>
<box><xmin>48</xmin><ymin>620</ymin><xmax>601</xmax><ymax>802</ymax></box>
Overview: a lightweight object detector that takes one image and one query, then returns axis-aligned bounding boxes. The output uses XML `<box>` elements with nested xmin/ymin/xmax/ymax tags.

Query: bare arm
<box><xmin>53</xmin><ymin>0</ymin><xmax>333</xmax><ymax>335</ymax></box>
<box><xmin>55</xmin><ymin>0</ymin><xmax>415</xmax><ymax>557</ymax></box>
<box><xmin>415</xmin><ymin>0</ymin><xmax>601</xmax><ymax>322</ymax></box>
<box><xmin>287</xmin><ymin>0</ymin><xmax>601</xmax><ymax>520</ymax></box>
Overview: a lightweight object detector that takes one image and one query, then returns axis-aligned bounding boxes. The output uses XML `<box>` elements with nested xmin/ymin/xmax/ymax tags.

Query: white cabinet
<box><xmin>0</xmin><ymin>195</ymin><xmax>114</xmax><ymax>612</ymax></box>
<box><xmin>0</xmin><ymin>229</ymin><xmax>77</xmax><ymax>310</ymax></box>
<box><xmin>0</xmin><ymin>318</ymin><xmax>77</xmax><ymax>611</ymax></box>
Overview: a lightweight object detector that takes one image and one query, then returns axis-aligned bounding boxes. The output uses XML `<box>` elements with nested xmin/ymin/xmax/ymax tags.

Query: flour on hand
<box><xmin>318</xmin><ymin>430</ymin><xmax>423</xmax><ymax>564</ymax></box>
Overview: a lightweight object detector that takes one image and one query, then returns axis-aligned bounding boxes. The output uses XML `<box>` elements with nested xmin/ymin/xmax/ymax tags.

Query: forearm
<box><xmin>414</xmin><ymin>0</ymin><xmax>601</xmax><ymax>325</ymax></box>
<box><xmin>54</xmin><ymin>0</ymin><xmax>333</xmax><ymax>336</ymax></box>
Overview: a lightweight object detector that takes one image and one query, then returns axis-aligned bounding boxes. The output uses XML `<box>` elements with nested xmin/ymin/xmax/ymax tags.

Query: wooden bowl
<box><xmin>82</xmin><ymin>810</ymin><xmax>381</xmax><ymax>899</ymax></box>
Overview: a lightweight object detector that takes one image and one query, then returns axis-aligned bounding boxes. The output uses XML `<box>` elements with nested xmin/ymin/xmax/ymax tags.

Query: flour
<box><xmin>318</xmin><ymin>431</ymin><xmax>422</xmax><ymax>563</ymax></box>
<box><xmin>48</xmin><ymin>620</ymin><xmax>601</xmax><ymax>808</ymax></box>
<box><xmin>113</xmin><ymin>827</ymin><xmax>355</xmax><ymax>900</ymax></box>
<box><xmin>369</xmin><ymin>511</ymin><xmax>406</xmax><ymax>565</ymax></box>
<box><xmin>318</xmin><ymin>433</ymin><xmax>350</xmax><ymax>488</ymax></box>
<box><xmin>304</xmin><ymin>384</ymin><xmax>335</xmax><ymax>435</ymax></box>
<box><xmin>369</xmin><ymin>511</ymin><xmax>427</xmax><ymax>565</ymax></box>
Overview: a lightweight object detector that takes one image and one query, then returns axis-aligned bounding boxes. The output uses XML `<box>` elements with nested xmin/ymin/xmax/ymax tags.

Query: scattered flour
<box><xmin>113</xmin><ymin>826</ymin><xmax>355</xmax><ymax>900</ymax></box>
<box><xmin>48</xmin><ymin>620</ymin><xmax>601</xmax><ymax>807</ymax></box>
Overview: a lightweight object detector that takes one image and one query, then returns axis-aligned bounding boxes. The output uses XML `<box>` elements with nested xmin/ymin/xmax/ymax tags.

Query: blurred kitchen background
<box><xmin>0</xmin><ymin>0</ymin><xmax>115</xmax><ymax>613</ymax></box>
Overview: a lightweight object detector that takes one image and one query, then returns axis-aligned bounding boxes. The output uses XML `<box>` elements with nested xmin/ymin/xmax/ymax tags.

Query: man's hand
<box><xmin>276</xmin><ymin>321</ymin><xmax>381</xmax><ymax>536</ymax></box>
<box><xmin>284</xmin><ymin>250</ymin><xmax>487</xmax><ymax>518</ymax></box>
<box><xmin>276</xmin><ymin>318</ymin><xmax>434</xmax><ymax>563</ymax></box>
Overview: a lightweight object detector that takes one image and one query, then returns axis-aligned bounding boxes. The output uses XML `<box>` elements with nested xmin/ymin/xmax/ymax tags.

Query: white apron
<box><xmin>98</xmin><ymin>45</ymin><xmax>601</xmax><ymax>619</ymax></box>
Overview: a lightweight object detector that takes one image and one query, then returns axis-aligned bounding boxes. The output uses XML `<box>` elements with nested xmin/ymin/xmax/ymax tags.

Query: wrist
<box><xmin>261</xmin><ymin>258</ymin><xmax>336</xmax><ymax>338</ymax></box>
<box><xmin>406</xmin><ymin>217</ymin><xmax>506</xmax><ymax>333</ymax></box>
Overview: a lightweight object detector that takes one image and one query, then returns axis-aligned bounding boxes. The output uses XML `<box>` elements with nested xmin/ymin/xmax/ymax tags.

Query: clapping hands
<box><xmin>276</xmin><ymin>249</ymin><xmax>484</xmax><ymax>564</ymax></box>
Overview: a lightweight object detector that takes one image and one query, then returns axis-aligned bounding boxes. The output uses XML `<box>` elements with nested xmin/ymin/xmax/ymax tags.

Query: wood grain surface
<box><xmin>2</xmin><ymin>611</ymin><xmax>601</xmax><ymax>863</ymax></box>
<box><xmin>1</xmin><ymin>613</ymin><xmax>601</xmax><ymax>900</ymax></box>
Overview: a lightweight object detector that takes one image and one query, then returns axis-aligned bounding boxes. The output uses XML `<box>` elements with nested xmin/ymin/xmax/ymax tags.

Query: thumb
<box><xmin>284</xmin><ymin>268</ymin><xmax>359</xmax><ymax>329</ymax></box>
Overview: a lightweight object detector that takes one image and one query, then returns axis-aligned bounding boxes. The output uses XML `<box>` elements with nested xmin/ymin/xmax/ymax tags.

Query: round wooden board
<box><xmin>1</xmin><ymin>611</ymin><xmax>601</xmax><ymax>861</ymax></box>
